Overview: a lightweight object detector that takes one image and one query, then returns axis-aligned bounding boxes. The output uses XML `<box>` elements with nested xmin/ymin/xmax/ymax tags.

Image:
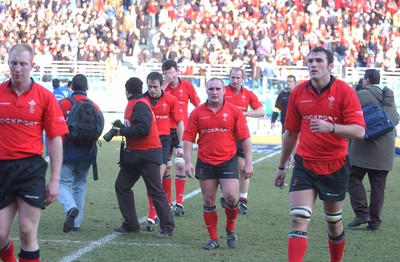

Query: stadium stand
<box><xmin>1</xmin><ymin>0</ymin><xmax>400</xmax><ymax>115</ymax></box>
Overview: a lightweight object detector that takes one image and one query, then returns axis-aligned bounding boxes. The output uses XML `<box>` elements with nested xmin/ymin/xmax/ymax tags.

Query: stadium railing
<box><xmin>11</xmin><ymin>60</ymin><xmax>397</xmax><ymax>90</ymax></box>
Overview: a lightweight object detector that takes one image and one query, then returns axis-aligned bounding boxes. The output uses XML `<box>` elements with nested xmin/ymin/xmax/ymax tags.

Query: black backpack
<box><xmin>64</xmin><ymin>96</ymin><xmax>104</xmax><ymax>180</ymax></box>
<box><xmin>65</xmin><ymin>96</ymin><xmax>104</xmax><ymax>142</ymax></box>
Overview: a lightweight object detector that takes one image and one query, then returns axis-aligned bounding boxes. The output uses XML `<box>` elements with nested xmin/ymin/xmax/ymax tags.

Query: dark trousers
<box><xmin>348</xmin><ymin>165</ymin><xmax>388</xmax><ymax>228</ymax></box>
<box><xmin>115</xmin><ymin>161</ymin><xmax>175</xmax><ymax>233</ymax></box>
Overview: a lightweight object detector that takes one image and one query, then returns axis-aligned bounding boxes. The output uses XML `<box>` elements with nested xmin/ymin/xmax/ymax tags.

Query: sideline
<box><xmin>59</xmin><ymin>150</ymin><xmax>281</xmax><ymax>262</ymax></box>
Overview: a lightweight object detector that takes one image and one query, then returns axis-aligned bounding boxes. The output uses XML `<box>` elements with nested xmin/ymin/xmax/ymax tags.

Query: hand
<box><xmin>164</xmin><ymin>70</ymin><xmax>176</xmax><ymax>85</ymax></box>
<box><xmin>184</xmin><ymin>162</ymin><xmax>195</xmax><ymax>178</ymax></box>
<box><xmin>274</xmin><ymin>169</ymin><xmax>287</xmax><ymax>188</ymax></box>
<box><xmin>175</xmin><ymin>147</ymin><xmax>184</xmax><ymax>158</ymax></box>
<box><xmin>242</xmin><ymin>163</ymin><xmax>254</xmax><ymax>179</ymax></box>
<box><xmin>45</xmin><ymin>179</ymin><xmax>59</xmax><ymax>206</ymax></box>
<box><xmin>112</xmin><ymin>126</ymin><xmax>121</xmax><ymax>136</ymax></box>
<box><xmin>310</xmin><ymin>119</ymin><xmax>332</xmax><ymax>134</ymax></box>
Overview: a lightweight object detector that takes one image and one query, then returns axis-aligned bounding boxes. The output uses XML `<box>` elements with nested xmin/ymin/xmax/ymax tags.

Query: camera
<box><xmin>103</xmin><ymin>119</ymin><xmax>124</xmax><ymax>142</ymax></box>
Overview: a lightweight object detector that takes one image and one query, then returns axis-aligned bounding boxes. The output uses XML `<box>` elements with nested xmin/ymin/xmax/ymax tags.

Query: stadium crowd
<box><xmin>0</xmin><ymin>0</ymin><xmax>400</xmax><ymax>78</ymax></box>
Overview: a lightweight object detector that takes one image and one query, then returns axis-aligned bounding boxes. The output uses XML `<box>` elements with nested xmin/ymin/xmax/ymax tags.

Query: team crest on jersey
<box><xmin>162</xmin><ymin>103</ymin><xmax>167</xmax><ymax>112</ymax></box>
<box><xmin>28</xmin><ymin>100</ymin><xmax>36</xmax><ymax>113</ymax></box>
<box><xmin>179</xmin><ymin>89</ymin><xmax>183</xmax><ymax>97</ymax></box>
<box><xmin>222</xmin><ymin>113</ymin><xmax>228</xmax><ymax>122</ymax></box>
<box><xmin>328</xmin><ymin>96</ymin><xmax>335</xmax><ymax>108</ymax></box>
<box><xmin>241</xmin><ymin>95</ymin><xmax>246</xmax><ymax>103</ymax></box>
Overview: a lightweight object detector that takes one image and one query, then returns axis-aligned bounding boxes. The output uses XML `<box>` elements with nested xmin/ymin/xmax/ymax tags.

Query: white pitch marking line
<box><xmin>59</xmin><ymin>151</ymin><xmax>279</xmax><ymax>262</ymax></box>
<box><xmin>10</xmin><ymin>238</ymin><xmax>188</xmax><ymax>248</ymax></box>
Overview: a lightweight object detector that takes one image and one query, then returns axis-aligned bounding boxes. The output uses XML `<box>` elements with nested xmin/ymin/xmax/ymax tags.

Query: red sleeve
<box><xmin>248</xmin><ymin>89</ymin><xmax>263</xmax><ymax>110</ymax></box>
<box><xmin>59</xmin><ymin>98</ymin><xmax>73</xmax><ymax>117</ymax></box>
<box><xmin>234</xmin><ymin>106</ymin><xmax>251</xmax><ymax>140</ymax></box>
<box><xmin>183</xmin><ymin>106</ymin><xmax>200</xmax><ymax>142</ymax></box>
<box><xmin>188</xmin><ymin>83</ymin><xmax>201</xmax><ymax>107</ymax></box>
<box><xmin>341</xmin><ymin>83</ymin><xmax>365</xmax><ymax>127</ymax></box>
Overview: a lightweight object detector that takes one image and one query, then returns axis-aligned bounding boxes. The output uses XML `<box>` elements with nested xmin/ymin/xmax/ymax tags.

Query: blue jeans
<box><xmin>58</xmin><ymin>162</ymin><xmax>91</xmax><ymax>228</ymax></box>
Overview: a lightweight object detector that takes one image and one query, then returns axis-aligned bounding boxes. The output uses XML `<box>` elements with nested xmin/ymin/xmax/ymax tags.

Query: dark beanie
<box><xmin>72</xmin><ymin>74</ymin><xmax>88</xmax><ymax>91</ymax></box>
<box><xmin>125</xmin><ymin>77</ymin><xmax>143</xmax><ymax>95</ymax></box>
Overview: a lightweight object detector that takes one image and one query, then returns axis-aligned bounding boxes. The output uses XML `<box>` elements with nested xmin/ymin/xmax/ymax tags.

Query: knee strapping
<box><xmin>176</xmin><ymin>175</ymin><xmax>186</xmax><ymax>180</ymax></box>
<box><xmin>203</xmin><ymin>205</ymin><xmax>216</xmax><ymax>212</ymax></box>
<box><xmin>290</xmin><ymin>206</ymin><xmax>312</xmax><ymax>221</ymax></box>
<box><xmin>289</xmin><ymin>230</ymin><xmax>308</xmax><ymax>238</ymax></box>
<box><xmin>329</xmin><ymin>230</ymin><xmax>345</xmax><ymax>243</ymax></box>
<box><xmin>167</xmin><ymin>159</ymin><xmax>172</xmax><ymax>167</ymax></box>
<box><xmin>324</xmin><ymin>209</ymin><xmax>342</xmax><ymax>224</ymax></box>
<box><xmin>174</xmin><ymin>157</ymin><xmax>184</xmax><ymax>164</ymax></box>
<box><xmin>226</xmin><ymin>202</ymin><xmax>238</xmax><ymax>210</ymax></box>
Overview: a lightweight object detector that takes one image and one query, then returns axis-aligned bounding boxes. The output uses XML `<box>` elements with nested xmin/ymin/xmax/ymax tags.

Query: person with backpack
<box><xmin>58</xmin><ymin>74</ymin><xmax>104</xmax><ymax>233</ymax></box>
<box><xmin>347</xmin><ymin>69</ymin><xmax>399</xmax><ymax>231</ymax></box>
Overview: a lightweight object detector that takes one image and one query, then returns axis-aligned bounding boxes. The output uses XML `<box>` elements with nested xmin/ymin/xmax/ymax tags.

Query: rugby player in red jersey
<box><xmin>183</xmin><ymin>78</ymin><xmax>253</xmax><ymax>250</ymax></box>
<box><xmin>221</xmin><ymin>67</ymin><xmax>265</xmax><ymax>214</ymax></box>
<box><xmin>0</xmin><ymin>43</ymin><xmax>68</xmax><ymax>262</ymax></box>
<box><xmin>161</xmin><ymin>60</ymin><xmax>201</xmax><ymax>216</ymax></box>
<box><xmin>144</xmin><ymin>72</ymin><xmax>184</xmax><ymax>231</ymax></box>
<box><xmin>274</xmin><ymin>46</ymin><xmax>365</xmax><ymax>262</ymax></box>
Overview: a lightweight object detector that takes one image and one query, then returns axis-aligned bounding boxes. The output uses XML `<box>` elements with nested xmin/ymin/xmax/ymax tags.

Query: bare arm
<box><xmin>310</xmin><ymin>119</ymin><xmax>365</xmax><ymax>140</ymax></box>
<box><xmin>279</xmin><ymin>131</ymin><xmax>298</xmax><ymax>168</ymax></box>
<box><xmin>175</xmin><ymin>120</ymin><xmax>184</xmax><ymax>157</ymax></box>
<box><xmin>274</xmin><ymin>130</ymin><xmax>298</xmax><ymax>187</ymax></box>
<box><xmin>244</xmin><ymin>106</ymin><xmax>265</xmax><ymax>118</ymax></box>
<box><xmin>241</xmin><ymin>137</ymin><xmax>254</xmax><ymax>179</ymax></box>
<box><xmin>183</xmin><ymin>140</ymin><xmax>195</xmax><ymax>178</ymax></box>
<box><xmin>46</xmin><ymin>136</ymin><xmax>63</xmax><ymax>205</ymax></box>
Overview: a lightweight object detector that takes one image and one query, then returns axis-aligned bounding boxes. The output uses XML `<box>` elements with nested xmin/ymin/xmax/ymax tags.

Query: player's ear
<box><xmin>328</xmin><ymin>63</ymin><xmax>334</xmax><ymax>71</ymax></box>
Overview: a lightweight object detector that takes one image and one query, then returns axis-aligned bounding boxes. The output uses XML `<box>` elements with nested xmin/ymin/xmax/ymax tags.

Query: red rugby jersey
<box><xmin>0</xmin><ymin>80</ymin><xmax>68</xmax><ymax>160</ymax></box>
<box><xmin>183</xmin><ymin>101</ymin><xmax>250</xmax><ymax>165</ymax></box>
<box><xmin>165</xmin><ymin>78</ymin><xmax>200</xmax><ymax>127</ymax></box>
<box><xmin>224</xmin><ymin>85</ymin><xmax>263</xmax><ymax>112</ymax></box>
<box><xmin>285</xmin><ymin>78</ymin><xmax>365</xmax><ymax>174</ymax></box>
<box><xmin>144</xmin><ymin>92</ymin><xmax>184</xmax><ymax>136</ymax></box>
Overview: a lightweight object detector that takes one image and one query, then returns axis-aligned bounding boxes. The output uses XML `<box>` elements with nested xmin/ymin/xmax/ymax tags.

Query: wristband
<box><xmin>176</xmin><ymin>145</ymin><xmax>183</xmax><ymax>148</ymax></box>
<box><xmin>331</xmin><ymin>123</ymin><xmax>336</xmax><ymax>133</ymax></box>
<box><xmin>278</xmin><ymin>166</ymin><xmax>286</xmax><ymax>171</ymax></box>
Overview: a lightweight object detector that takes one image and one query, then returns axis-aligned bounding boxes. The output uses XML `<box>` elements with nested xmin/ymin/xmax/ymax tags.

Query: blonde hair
<box><xmin>9</xmin><ymin>43</ymin><xmax>35</xmax><ymax>61</ymax></box>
